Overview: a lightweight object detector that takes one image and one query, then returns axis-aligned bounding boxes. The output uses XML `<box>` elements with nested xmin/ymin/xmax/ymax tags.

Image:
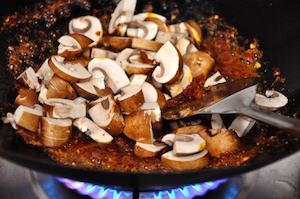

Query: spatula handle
<box><xmin>240</xmin><ymin>103</ymin><xmax>300</xmax><ymax>138</ymax></box>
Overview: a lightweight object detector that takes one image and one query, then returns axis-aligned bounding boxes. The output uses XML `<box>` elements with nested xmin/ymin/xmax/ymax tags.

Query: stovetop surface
<box><xmin>0</xmin><ymin>151</ymin><xmax>299</xmax><ymax>199</ymax></box>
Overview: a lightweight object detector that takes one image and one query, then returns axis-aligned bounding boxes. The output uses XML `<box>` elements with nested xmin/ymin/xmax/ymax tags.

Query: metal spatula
<box><xmin>162</xmin><ymin>78</ymin><xmax>300</xmax><ymax>138</ymax></box>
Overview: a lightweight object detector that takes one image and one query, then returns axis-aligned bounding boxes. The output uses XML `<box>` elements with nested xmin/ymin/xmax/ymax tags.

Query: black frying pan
<box><xmin>0</xmin><ymin>0</ymin><xmax>299</xmax><ymax>192</ymax></box>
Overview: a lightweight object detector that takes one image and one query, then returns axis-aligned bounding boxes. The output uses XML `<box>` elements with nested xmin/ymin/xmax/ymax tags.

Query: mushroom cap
<box><xmin>43</xmin><ymin>98</ymin><xmax>86</xmax><ymax>119</ymax></box>
<box><xmin>39</xmin><ymin>117</ymin><xmax>72</xmax><ymax>140</ymax></box>
<box><xmin>14</xmin><ymin>104</ymin><xmax>43</xmax><ymax>132</ymax></box>
<box><xmin>131</xmin><ymin>38</ymin><xmax>163</xmax><ymax>52</ymax></box>
<box><xmin>255</xmin><ymin>90</ymin><xmax>288</xmax><ymax>110</ymax></box>
<box><xmin>48</xmin><ymin>56</ymin><xmax>91</xmax><ymax>83</ymax></box>
<box><xmin>14</xmin><ymin>88</ymin><xmax>38</xmax><ymax>107</ymax></box>
<box><xmin>116</xmin><ymin>84</ymin><xmax>144</xmax><ymax>113</ymax></box>
<box><xmin>46</xmin><ymin>75</ymin><xmax>77</xmax><ymax>100</ymax></box>
<box><xmin>123</xmin><ymin>110</ymin><xmax>154</xmax><ymax>144</ymax></box>
<box><xmin>69</xmin><ymin>16</ymin><xmax>103</xmax><ymax>46</ymax></box>
<box><xmin>161</xmin><ymin>149</ymin><xmax>210</xmax><ymax>171</ymax></box>
<box><xmin>88</xmin><ymin>58</ymin><xmax>130</xmax><ymax>94</ymax></box>
<box><xmin>173</xmin><ymin>133</ymin><xmax>206</xmax><ymax>155</ymax></box>
<box><xmin>134</xmin><ymin>141</ymin><xmax>166</xmax><ymax>158</ymax></box>
<box><xmin>152</xmin><ymin>41</ymin><xmax>183</xmax><ymax>85</ymax></box>
<box><xmin>72</xmin><ymin>81</ymin><xmax>98</xmax><ymax>100</ymax></box>
<box><xmin>108</xmin><ymin>0</ymin><xmax>137</xmax><ymax>35</ymax></box>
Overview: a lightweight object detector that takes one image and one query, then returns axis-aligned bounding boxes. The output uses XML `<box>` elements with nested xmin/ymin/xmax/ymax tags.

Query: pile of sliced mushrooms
<box><xmin>2</xmin><ymin>0</ymin><xmax>289</xmax><ymax>171</ymax></box>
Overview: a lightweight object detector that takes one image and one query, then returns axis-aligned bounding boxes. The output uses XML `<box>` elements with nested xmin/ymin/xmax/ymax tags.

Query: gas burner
<box><xmin>57</xmin><ymin>178</ymin><xmax>227</xmax><ymax>199</ymax></box>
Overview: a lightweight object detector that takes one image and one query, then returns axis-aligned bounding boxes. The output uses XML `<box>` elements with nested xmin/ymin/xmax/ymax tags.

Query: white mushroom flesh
<box><xmin>173</xmin><ymin>134</ymin><xmax>206</xmax><ymax>155</ymax></box>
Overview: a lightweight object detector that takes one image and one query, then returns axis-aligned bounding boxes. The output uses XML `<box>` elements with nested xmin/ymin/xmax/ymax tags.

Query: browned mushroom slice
<box><xmin>123</xmin><ymin>110</ymin><xmax>154</xmax><ymax>144</ymax></box>
<box><xmin>129</xmin><ymin>74</ymin><xmax>147</xmax><ymax>87</ymax></box>
<box><xmin>139</xmin><ymin>102</ymin><xmax>162</xmax><ymax>132</ymax></box>
<box><xmin>126</xmin><ymin>21</ymin><xmax>158</xmax><ymax>40</ymax></box>
<box><xmin>141</xmin><ymin>82</ymin><xmax>166</xmax><ymax>109</ymax></box>
<box><xmin>131</xmin><ymin>38</ymin><xmax>163</xmax><ymax>52</ymax></box>
<box><xmin>39</xmin><ymin>117</ymin><xmax>72</xmax><ymax>147</ymax></box>
<box><xmin>101</xmin><ymin>36</ymin><xmax>132</xmax><ymax>51</ymax></box>
<box><xmin>88</xmin><ymin>95</ymin><xmax>124</xmax><ymax>136</ymax></box>
<box><xmin>165</xmin><ymin>64</ymin><xmax>193</xmax><ymax>97</ymax></box>
<box><xmin>69</xmin><ymin>16</ymin><xmax>103</xmax><ymax>46</ymax></box>
<box><xmin>45</xmin><ymin>74</ymin><xmax>77</xmax><ymax>101</ymax></box>
<box><xmin>134</xmin><ymin>141</ymin><xmax>166</xmax><ymax>158</ymax></box>
<box><xmin>88</xmin><ymin>48</ymin><xmax>118</xmax><ymax>59</ymax></box>
<box><xmin>116</xmin><ymin>84</ymin><xmax>144</xmax><ymax>113</ymax></box>
<box><xmin>173</xmin><ymin>133</ymin><xmax>206</xmax><ymax>155</ymax></box>
<box><xmin>108</xmin><ymin>0</ymin><xmax>137</xmax><ymax>36</ymax></box>
<box><xmin>168</xmin><ymin>22</ymin><xmax>189</xmax><ymax>36</ymax></box>
<box><xmin>152</xmin><ymin>41</ymin><xmax>183</xmax><ymax>85</ymax></box>
<box><xmin>14</xmin><ymin>104</ymin><xmax>43</xmax><ymax>132</ymax></box>
<box><xmin>185</xmin><ymin>20</ymin><xmax>203</xmax><ymax>48</ymax></box>
<box><xmin>36</xmin><ymin>58</ymin><xmax>55</xmax><ymax>83</ymax></box>
<box><xmin>161</xmin><ymin>149</ymin><xmax>210</xmax><ymax>171</ymax></box>
<box><xmin>43</xmin><ymin>98</ymin><xmax>86</xmax><ymax>119</ymax></box>
<box><xmin>74</xmin><ymin>117</ymin><xmax>113</xmax><ymax>144</ymax></box>
<box><xmin>72</xmin><ymin>81</ymin><xmax>98</xmax><ymax>100</ymax></box>
<box><xmin>183</xmin><ymin>51</ymin><xmax>215</xmax><ymax>78</ymax></box>
<box><xmin>48</xmin><ymin>56</ymin><xmax>91</xmax><ymax>83</ymax></box>
<box><xmin>198</xmin><ymin>128</ymin><xmax>241</xmax><ymax>158</ymax></box>
<box><xmin>133</xmin><ymin>12</ymin><xmax>168</xmax><ymax>32</ymax></box>
<box><xmin>17</xmin><ymin>67</ymin><xmax>41</xmax><ymax>92</ymax></box>
<box><xmin>88</xmin><ymin>58</ymin><xmax>130</xmax><ymax>94</ymax></box>
<box><xmin>14</xmin><ymin>88</ymin><xmax>38</xmax><ymax>107</ymax></box>
<box><xmin>57</xmin><ymin>34</ymin><xmax>93</xmax><ymax>60</ymax></box>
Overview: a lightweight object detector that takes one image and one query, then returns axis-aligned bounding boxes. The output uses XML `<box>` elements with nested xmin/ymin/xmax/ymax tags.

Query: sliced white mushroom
<box><xmin>69</xmin><ymin>16</ymin><xmax>103</xmax><ymax>46</ymax></box>
<box><xmin>228</xmin><ymin>115</ymin><xmax>256</xmax><ymax>137</ymax></box>
<box><xmin>139</xmin><ymin>102</ymin><xmax>162</xmax><ymax>131</ymax></box>
<box><xmin>36</xmin><ymin>58</ymin><xmax>55</xmax><ymax>82</ymax></box>
<box><xmin>48</xmin><ymin>56</ymin><xmax>91</xmax><ymax>83</ymax></box>
<box><xmin>115</xmin><ymin>84</ymin><xmax>144</xmax><ymax>113</ymax></box>
<box><xmin>88</xmin><ymin>58</ymin><xmax>130</xmax><ymax>94</ymax></box>
<box><xmin>88</xmin><ymin>95</ymin><xmax>124</xmax><ymax>136</ymax></box>
<box><xmin>168</xmin><ymin>22</ymin><xmax>189</xmax><ymax>36</ymax></box>
<box><xmin>173</xmin><ymin>134</ymin><xmax>206</xmax><ymax>155</ymax></box>
<box><xmin>74</xmin><ymin>117</ymin><xmax>113</xmax><ymax>144</ymax></box>
<box><xmin>161</xmin><ymin>149</ymin><xmax>210</xmax><ymax>171</ymax></box>
<box><xmin>155</xmin><ymin>31</ymin><xmax>184</xmax><ymax>44</ymax></box>
<box><xmin>14</xmin><ymin>104</ymin><xmax>43</xmax><ymax>132</ymax></box>
<box><xmin>152</xmin><ymin>41</ymin><xmax>183</xmax><ymax>85</ymax></box>
<box><xmin>72</xmin><ymin>81</ymin><xmax>98</xmax><ymax>100</ymax></box>
<box><xmin>108</xmin><ymin>0</ymin><xmax>137</xmax><ymax>36</ymax></box>
<box><xmin>131</xmin><ymin>38</ymin><xmax>163</xmax><ymax>52</ymax></box>
<box><xmin>211</xmin><ymin>113</ymin><xmax>225</xmax><ymax>129</ymax></box>
<box><xmin>129</xmin><ymin>74</ymin><xmax>147</xmax><ymax>87</ymax></box>
<box><xmin>127</xmin><ymin>21</ymin><xmax>158</xmax><ymax>40</ymax></box>
<box><xmin>43</xmin><ymin>98</ymin><xmax>86</xmax><ymax>119</ymax></box>
<box><xmin>185</xmin><ymin>20</ymin><xmax>203</xmax><ymax>47</ymax></box>
<box><xmin>133</xmin><ymin>12</ymin><xmax>167</xmax><ymax>23</ymax></box>
<box><xmin>45</xmin><ymin>75</ymin><xmax>77</xmax><ymax>100</ymax></box>
<box><xmin>134</xmin><ymin>12</ymin><xmax>168</xmax><ymax>32</ymax></box>
<box><xmin>122</xmin><ymin>61</ymin><xmax>155</xmax><ymax>75</ymax></box>
<box><xmin>57</xmin><ymin>34</ymin><xmax>93</xmax><ymax>59</ymax></box>
<box><xmin>17</xmin><ymin>67</ymin><xmax>41</xmax><ymax>92</ymax></box>
<box><xmin>161</xmin><ymin>133</ymin><xmax>176</xmax><ymax>146</ymax></box>
<box><xmin>39</xmin><ymin>117</ymin><xmax>72</xmax><ymax>147</ymax></box>
<box><xmin>166</xmin><ymin>64</ymin><xmax>193</xmax><ymax>97</ymax></box>
<box><xmin>123</xmin><ymin>110</ymin><xmax>154</xmax><ymax>144</ymax></box>
<box><xmin>101</xmin><ymin>36</ymin><xmax>132</xmax><ymax>51</ymax></box>
<box><xmin>176</xmin><ymin>37</ymin><xmax>191</xmax><ymax>56</ymax></box>
<box><xmin>89</xmin><ymin>48</ymin><xmax>118</xmax><ymax>59</ymax></box>
<box><xmin>141</xmin><ymin>81</ymin><xmax>166</xmax><ymax>109</ymax></box>
<box><xmin>204</xmin><ymin>71</ymin><xmax>226</xmax><ymax>87</ymax></box>
<box><xmin>134</xmin><ymin>141</ymin><xmax>166</xmax><ymax>158</ymax></box>
<box><xmin>255</xmin><ymin>90</ymin><xmax>288</xmax><ymax>110</ymax></box>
